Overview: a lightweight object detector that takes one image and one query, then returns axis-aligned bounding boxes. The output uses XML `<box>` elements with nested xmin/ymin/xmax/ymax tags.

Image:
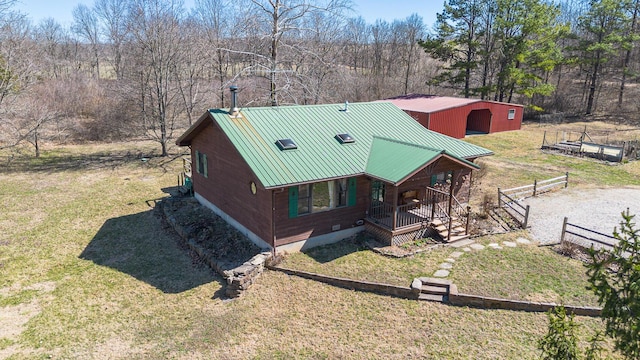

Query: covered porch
<box><xmin>365</xmin><ymin>186</ymin><xmax>471</xmax><ymax>246</ymax></box>
<box><xmin>361</xmin><ymin>137</ymin><xmax>479</xmax><ymax>246</ymax></box>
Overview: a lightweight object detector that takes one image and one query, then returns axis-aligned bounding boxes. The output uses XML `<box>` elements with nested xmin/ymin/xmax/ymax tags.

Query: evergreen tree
<box><xmin>539</xmin><ymin>306</ymin><xmax>580</xmax><ymax>360</ymax></box>
<box><xmin>586</xmin><ymin>211</ymin><xmax>640</xmax><ymax>359</ymax></box>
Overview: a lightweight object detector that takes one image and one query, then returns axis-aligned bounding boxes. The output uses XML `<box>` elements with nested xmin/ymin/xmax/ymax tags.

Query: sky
<box><xmin>14</xmin><ymin>0</ymin><xmax>440</xmax><ymax>28</ymax></box>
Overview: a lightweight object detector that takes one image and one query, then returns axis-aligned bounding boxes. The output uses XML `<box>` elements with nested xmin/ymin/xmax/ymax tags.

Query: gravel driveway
<box><xmin>521</xmin><ymin>187</ymin><xmax>640</xmax><ymax>245</ymax></box>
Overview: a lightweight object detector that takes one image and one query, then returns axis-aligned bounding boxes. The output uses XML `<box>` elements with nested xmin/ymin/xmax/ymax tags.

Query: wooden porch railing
<box><xmin>367</xmin><ymin>187</ymin><xmax>470</xmax><ymax>240</ymax></box>
<box><xmin>425</xmin><ymin>187</ymin><xmax>471</xmax><ymax>240</ymax></box>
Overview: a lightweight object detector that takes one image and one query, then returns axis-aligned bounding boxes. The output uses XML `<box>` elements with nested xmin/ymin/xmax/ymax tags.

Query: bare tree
<box><xmin>127</xmin><ymin>0</ymin><xmax>185</xmax><ymax>156</ymax></box>
<box><xmin>396</xmin><ymin>14</ymin><xmax>424</xmax><ymax>95</ymax></box>
<box><xmin>247</xmin><ymin>0</ymin><xmax>351</xmax><ymax>106</ymax></box>
<box><xmin>94</xmin><ymin>0</ymin><xmax>128</xmax><ymax>79</ymax></box>
<box><xmin>72</xmin><ymin>4</ymin><xmax>101</xmax><ymax>79</ymax></box>
<box><xmin>33</xmin><ymin>18</ymin><xmax>67</xmax><ymax>78</ymax></box>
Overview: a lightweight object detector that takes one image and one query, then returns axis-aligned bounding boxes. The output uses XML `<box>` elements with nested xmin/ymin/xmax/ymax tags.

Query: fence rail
<box><xmin>497</xmin><ymin>189</ymin><xmax>530</xmax><ymax>229</ymax></box>
<box><xmin>501</xmin><ymin>172</ymin><xmax>569</xmax><ymax>200</ymax></box>
<box><xmin>560</xmin><ymin>217</ymin><xmax>618</xmax><ymax>251</ymax></box>
<box><xmin>497</xmin><ymin>173</ymin><xmax>569</xmax><ymax>229</ymax></box>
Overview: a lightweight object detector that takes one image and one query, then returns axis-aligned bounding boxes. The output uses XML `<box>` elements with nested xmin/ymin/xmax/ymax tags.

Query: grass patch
<box><xmin>0</xmin><ymin>290</ymin><xmax>40</xmax><ymax>307</ymax></box>
<box><xmin>465</xmin><ymin>122</ymin><xmax>640</xmax><ymax>198</ymax></box>
<box><xmin>0</xmin><ymin>338</ymin><xmax>14</xmax><ymax>350</ymax></box>
<box><xmin>0</xmin><ymin>137</ymin><xmax>626</xmax><ymax>359</ymax></box>
<box><xmin>449</xmin><ymin>233</ymin><xmax>598</xmax><ymax>306</ymax></box>
<box><xmin>282</xmin><ymin>238</ymin><xmax>450</xmax><ymax>286</ymax></box>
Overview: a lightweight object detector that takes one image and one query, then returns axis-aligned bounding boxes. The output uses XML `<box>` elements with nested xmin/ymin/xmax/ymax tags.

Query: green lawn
<box><xmin>0</xmin><ymin>130</ymin><xmax>630</xmax><ymax>358</ymax></box>
<box><xmin>282</xmin><ymin>236</ymin><xmax>451</xmax><ymax>286</ymax></box>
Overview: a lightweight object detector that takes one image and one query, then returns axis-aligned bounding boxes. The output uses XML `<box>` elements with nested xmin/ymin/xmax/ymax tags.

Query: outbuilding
<box><xmin>381</xmin><ymin>94</ymin><xmax>524</xmax><ymax>139</ymax></box>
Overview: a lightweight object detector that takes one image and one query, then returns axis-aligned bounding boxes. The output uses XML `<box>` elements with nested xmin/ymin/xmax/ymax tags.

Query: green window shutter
<box><xmin>203</xmin><ymin>154</ymin><xmax>208</xmax><ymax>178</ymax></box>
<box><xmin>195</xmin><ymin>150</ymin><xmax>201</xmax><ymax>175</ymax></box>
<box><xmin>288</xmin><ymin>187</ymin><xmax>298</xmax><ymax>218</ymax></box>
<box><xmin>347</xmin><ymin>177</ymin><xmax>357</xmax><ymax>206</ymax></box>
<box><xmin>430</xmin><ymin>174</ymin><xmax>437</xmax><ymax>186</ymax></box>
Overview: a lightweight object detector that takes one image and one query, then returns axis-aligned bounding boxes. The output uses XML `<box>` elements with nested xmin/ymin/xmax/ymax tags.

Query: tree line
<box><xmin>0</xmin><ymin>0</ymin><xmax>639</xmax><ymax>156</ymax></box>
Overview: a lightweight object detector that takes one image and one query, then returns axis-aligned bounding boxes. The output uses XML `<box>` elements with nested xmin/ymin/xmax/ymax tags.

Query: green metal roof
<box><xmin>365</xmin><ymin>137</ymin><xmax>443</xmax><ymax>184</ymax></box>
<box><xmin>195</xmin><ymin>102</ymin><xmax>492</xmax><ymax>188</ymax></box>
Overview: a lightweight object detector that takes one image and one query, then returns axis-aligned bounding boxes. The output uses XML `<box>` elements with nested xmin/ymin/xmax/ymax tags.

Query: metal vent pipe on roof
<box><xmin>230</xmin><ymin>85</ymin><xmax>239</xmax><ymax>115</ymax></box>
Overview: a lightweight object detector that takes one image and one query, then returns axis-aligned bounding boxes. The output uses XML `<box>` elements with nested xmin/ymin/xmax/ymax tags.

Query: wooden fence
<box><xmin>497</xmin><ymin>189</ymin><xmax>530</xmax><ymax>229</ymax></box>
<box><xmin>498</xmin><ymin>173</ymin><xmax>569</xmax><ymax>229</ymax></box>
<box><xmin>500</xmin><ymin>172</ymin><xmax>569</xmax><ymax>200</ymax></box>
<box><xmin>560</xmin><ymin>217</ymin><xmax>618</xmax><ymax>251</ymax></box>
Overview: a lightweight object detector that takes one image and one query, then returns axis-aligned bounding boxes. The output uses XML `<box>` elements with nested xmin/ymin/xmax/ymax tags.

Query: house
<box><xmin>176</xmin><ymin>91</ymin><xmax>493</xmax><ymax>253</ymax></box>
<box><xmin>381</xmin><ymin>94</ymin><xmax>524</xmax><ymax>139</ymax></box>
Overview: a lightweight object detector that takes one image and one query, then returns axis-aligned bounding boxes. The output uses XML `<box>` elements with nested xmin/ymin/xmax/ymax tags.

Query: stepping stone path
<box><xmin>433</xmin><ymin>269</ymin><xmax>450</xmax><ymax>278</ymax></box>
<box><xmin>431</xmin><ymin>237</ymin><xmax>534</xmax><ymax>280</ymax></box>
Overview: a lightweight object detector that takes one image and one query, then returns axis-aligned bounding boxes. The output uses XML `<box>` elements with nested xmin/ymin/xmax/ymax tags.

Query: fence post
<box><xmin>533</xmin><ymin>179</ymin><xmax>537</xmax><ymax>197</ymax></box>
<box><xmin>498</xmin><ymin>187</ymin><xmax>502</xmax><ymax>208</ymax></box>
<box><xmin>465</xmin><ymin>206</ymin><xmax>471</xmax><ymax>235</ymax></box>
<box><xmin>522</xmin><ymin>205</ymin><xmax>530</xmax><ymax>229</ymax></box>
<box><xmin>560</xmin><ymin>217</ymin><xmax>567</xmax><ymax>243</ymax></box>
<box><xmin>431</xmin><ymin>194</ymin><xmax>436</xmax><ymax>220</ymax></box>
<box><xmin>565</xmin><ymin>172</ymin><xmax>569</xmax><ymax>188</ymax></box>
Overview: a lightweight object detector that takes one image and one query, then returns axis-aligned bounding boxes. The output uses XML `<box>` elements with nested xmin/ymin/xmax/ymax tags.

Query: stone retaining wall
<box><xmin>268</xmin><ymin>265</ymin><xmax>420</xmax><ymax>300</ymax></box>
<box><xmin>448</xmin><ymin>284</ymin><xmax>602</xmax><ymax>317</ymax></box>
<box><xmin>161</xmin><ymin>200</ymin><xmax>271</xmax><ymax>298</ymax></box>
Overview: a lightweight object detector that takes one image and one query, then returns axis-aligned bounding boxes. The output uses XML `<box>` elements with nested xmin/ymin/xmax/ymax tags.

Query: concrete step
<box><xmin>419</xmin><ymin>277</ymin><xmax>452</xmax><ymax>287</ymax></box>
<box><xmin>421</xmin><ymin>285</ymin><xmax>448</xmax><ymax>295</ymax></box>
<box><xmin>418</xmin><ymin>293</ymin><xmax>446</xmax><ymax>302</ymax></box>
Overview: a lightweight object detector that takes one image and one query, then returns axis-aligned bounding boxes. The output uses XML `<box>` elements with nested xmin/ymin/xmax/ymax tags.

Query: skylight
<box><xmin>275</xmin><ymin>138</ymin><xmax>298</xmax><ymax>150</ymax></box>
<box><xmin>335</xmin><ymin>133</ymin><xmax>355</xmax><ymax>144</ymax></box>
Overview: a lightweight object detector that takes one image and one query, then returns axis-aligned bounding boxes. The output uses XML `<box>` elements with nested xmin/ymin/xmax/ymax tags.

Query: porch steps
<box><xmin>417</xmin><ymin>277</ymin><xmax>451</xmax><ymax>303</ymax></box>
<box><xmin>430</xmin><ymin>219</ymin><xmax>469</xmax><ymax>243</ymax></box>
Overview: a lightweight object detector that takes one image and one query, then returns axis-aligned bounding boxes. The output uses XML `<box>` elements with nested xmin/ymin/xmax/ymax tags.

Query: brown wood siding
<box><xmin>190</xmin><ymin>120</ymin><xmax>274</xmax><ymax>246</ymax></box>
<box><xmin>380</xmin><ymin>158</ymin><xmax>473</xmax><ymax>205</ymax></box>
<box><xmin>274</xmin><ymin>176</ymin><xmax>369</xmax><ymax>246</ymax></box>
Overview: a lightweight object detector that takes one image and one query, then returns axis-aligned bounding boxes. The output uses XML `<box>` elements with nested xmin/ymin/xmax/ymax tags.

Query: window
<box><xmin>371</xmin><ymin>180</ymin><xmax>385</xmax><ymax>202</ymax></box>
<box><xmin>195</xmin><ymin>150</ymin><xmax>208</xmax><ymax>178</ymax></box>
<box><xmin>508</xmin><ymin>109</ymin><xmax>516</xmax><ymax>120</ymax></box>
<box><xmin>297</xmin><ymin>184</ymin><xmax>311</xmax><ymax>215</ymax></box>
<box><xmin>289</xmin><ymin>178</ymin><xmax>356</xmax><ymax>218</ymax></box>
<box><xmin>335</xmin><ymin>133</ymin><xmax>355</xmax><ymax>144</ymax></box>
<box><xmin>275</xmin><ymin>138</ymin><xmax>298</xmax><ymax>150</ymax></box>
<box><xmin>430</xmin><ymin>171</ymin><xmax>451</xmax><ymax>186</ymax></box>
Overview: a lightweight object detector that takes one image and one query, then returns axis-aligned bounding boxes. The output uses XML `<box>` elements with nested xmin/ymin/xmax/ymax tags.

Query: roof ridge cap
<box><xmin>371</xmin><ymin>136</ymin><xmax>443</xmax><ymax>152</ymax></box>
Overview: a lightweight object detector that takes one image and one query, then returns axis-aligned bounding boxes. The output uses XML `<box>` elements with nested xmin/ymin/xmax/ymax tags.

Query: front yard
<box><xmin>281</xmin><ymin>231</ymin><xmax>600</xmax><ymax>307</ymax></box>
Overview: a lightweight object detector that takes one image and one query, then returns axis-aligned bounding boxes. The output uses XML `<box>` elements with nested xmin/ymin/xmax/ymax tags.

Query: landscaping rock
<box><xmin>516</xmin><ymin>238</ymin><xmax>532</xmax><ymax>245</ymax></box>
<box><xmin>503</xmin><ymin>241</ymin><xmax>517</xmax><ymax>248</ymax></box>
<box><xmin>450</xmin><ymin>251</ymin><xmax>464</xmax><ymax>258</ymax></box>
<box><xmin>433</xmin><ymin>269</ymin><xmax>450</xmax><ymax>278</ymax></box>
<box><xmin>439</xmin><ymin>262</ymin><xmax>453</xmax><ymax>269</ymax></box>
<box><xmin>469</xmin><ymin>243</ymin><xmax>485</xmax><ymax>251</ymax></box>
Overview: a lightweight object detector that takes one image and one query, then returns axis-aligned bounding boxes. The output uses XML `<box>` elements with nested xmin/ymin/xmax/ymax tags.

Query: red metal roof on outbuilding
<box><xmin>380</xmin><ymin>94</ymin><xmax>481</xmax><ymax>113</ymax></box>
